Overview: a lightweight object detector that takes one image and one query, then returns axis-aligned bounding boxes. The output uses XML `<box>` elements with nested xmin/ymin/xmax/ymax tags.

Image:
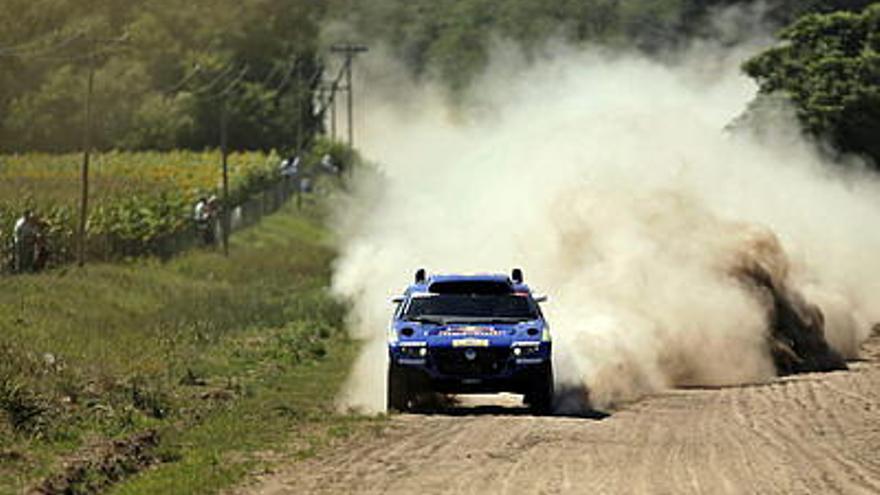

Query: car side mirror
<box><xmin>391</xmin><ymin>296</ymin><xmax>405</xmax><ymax>304</ymax></box>
<box><xmin>533</xmin><ymin>295</ymin><xmax>548</xmax><ymax>304</ymax></box>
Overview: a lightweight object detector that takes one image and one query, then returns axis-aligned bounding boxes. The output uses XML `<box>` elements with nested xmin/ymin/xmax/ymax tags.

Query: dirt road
<box><xmin>246</xmin><ymin>336</ymin><xmax>880</xmax><ymax>494</ymax></box>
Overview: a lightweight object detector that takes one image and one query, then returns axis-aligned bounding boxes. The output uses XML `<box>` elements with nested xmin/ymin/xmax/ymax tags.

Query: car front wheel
<box><xmin>387</xmin><ymin>363</ymin><xmax>412</xmax><ymax>412</ymax></box>
<box><xmin>523</xmin><ymin>363</ymin><xmax>554</xmax><ymax>414</ymax></box>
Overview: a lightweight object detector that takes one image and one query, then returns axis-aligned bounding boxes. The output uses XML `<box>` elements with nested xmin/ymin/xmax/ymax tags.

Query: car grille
<box><xmin>432</xmin><ymin>348</ymin><xmax>511</xmax><ymax>376</ymax></box>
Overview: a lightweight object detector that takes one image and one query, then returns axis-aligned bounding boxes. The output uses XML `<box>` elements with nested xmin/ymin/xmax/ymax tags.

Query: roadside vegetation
<box><xmin>0</xmin><ymin>138</ymin><xmax>353</xmax><ymax>269</ymax></box>
<box><xmin>0</xmin><ymin>202</ymin><xmax>376</xmax><ymax>494</ymax></box>
<box><xmin>744</xmin><ymin>4</ymin><xmax>880</xmax><ymax>164</ymax></box>
<box><xmin>0</xmin><ymin>150</ymin><xmax>278</xmax><ymax>267</ymax></box>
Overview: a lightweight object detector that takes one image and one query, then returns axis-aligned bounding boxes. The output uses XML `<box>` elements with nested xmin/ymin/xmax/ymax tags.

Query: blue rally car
<box><xmin>387</xmin><ymin>269</ymin><xmax>553</xmax><ymax>412</ymax></box>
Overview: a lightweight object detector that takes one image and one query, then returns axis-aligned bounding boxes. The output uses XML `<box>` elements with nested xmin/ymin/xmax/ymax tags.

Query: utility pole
<box><xmin>345</xmin><ymin>57</ymin><xmax>353</xmax><ymax>148</ymax></box>
<box><xmin>330</xmin><ymin>43</ymin><xmax>368</xmax><ymax>149</ymax></box>
<box><xmin>76</xmin><ymin>33</ymin><xmax>128</xmax><ymax>267</ymax></box>
<box><xmin>295</xmin><ymin>60</ymin><xmax>304</xmax><ymax>153</ymax></box>
<box><xmin>295</xmin><ymin>63</ymin><xmax>325</xmax><ymax>153</ymax></box>
<box><xmin>330</xmin><ymin>80</ymin><xmax>337</xmax><ymax>140</ymax></box>
<box><xmin>220</xmin><ymin>100</ymin><xmax>230</xmax><ymax>257</ymax></box>
<box><xmin>77</xmin><ymin>44</ymin><xmax>95</xmax><ymax>267</ymax></box>
<box><xmin>208</xmin><ymin>64</ymin><xmax>247</xmax><ymax>258</ymax></box>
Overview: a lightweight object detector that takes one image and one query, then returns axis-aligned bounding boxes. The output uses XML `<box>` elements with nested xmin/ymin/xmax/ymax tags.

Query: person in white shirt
<box><xmin>193</xmin><ymin>196</ymin><xmax>206</xmax><ymax>218</ymax></box>
<box><xmin>193</xmin><ymin>197</ymin><xmax>211</xmax><ymax>245</ymax></box>
<box><xmin>13</xmin><ymin>210</ymin><xmax>37</xmax><ymax>273</ymax></box>
<box><xmin>320</xmin><ymin>153</ymin><xmax>339</xmax><ymax>175</ymax></box>
<box><xmin>280</xmin><ymin>155</ymin><xmax>300</xmax><ymax>178</ymax></box>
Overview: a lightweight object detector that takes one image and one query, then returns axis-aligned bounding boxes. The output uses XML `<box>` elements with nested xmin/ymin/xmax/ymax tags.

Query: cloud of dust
<box><xmin>331</xmin><ymin>39</ymin><xmax>880</xmax><ymax>413</ymax></box>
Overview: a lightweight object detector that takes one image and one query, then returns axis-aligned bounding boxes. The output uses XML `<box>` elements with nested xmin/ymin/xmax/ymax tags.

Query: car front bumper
<box><xmin>389</xmin><ymin>343</ymin><xmax>551</xmax><ymax>394</ymax></box>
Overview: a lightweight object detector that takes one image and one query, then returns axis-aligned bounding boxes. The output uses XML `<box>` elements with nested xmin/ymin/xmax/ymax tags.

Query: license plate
<box><xmin>452</xmin><ymin>338</ymin><xmax>489</xmax><ymax>348</ymax></box>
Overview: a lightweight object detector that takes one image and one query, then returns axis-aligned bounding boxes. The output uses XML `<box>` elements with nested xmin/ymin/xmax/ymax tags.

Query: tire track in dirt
<box><xmin>819</xmin><ymin>372</ymin><xmax>880</xmax><ymax>478</ymax></box>
<box><xmin>759</xmin><ymin>378</ymin><xmax>870</xmax><ymax>493</ymax></box>
<box><xmin>240</xmin><ymin>337</ymin><xmax>880</xmax><ymax>495</ymax></box>
<box><xmin>801</xmin><ymin>378</ymin><xmax>880</xmax><ymax>493</ymax></box>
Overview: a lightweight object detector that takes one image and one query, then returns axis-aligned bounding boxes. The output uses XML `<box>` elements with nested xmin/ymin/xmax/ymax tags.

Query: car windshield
<box><xmin>404</xmin><ymin>294</ymin><xmax>538</xmax><ymax>322</ymax></box>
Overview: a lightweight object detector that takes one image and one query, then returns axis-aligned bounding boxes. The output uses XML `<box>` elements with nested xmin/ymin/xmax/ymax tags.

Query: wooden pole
<box><xmin>221</xmin><ymin>100</ymin><xmax>230</xmax><ymax>257</ymax></box>
<box><xmin>78</xmin><ymin>49</ymin><xmax>95</xmax><ymax>267</ymax></box>
<box><xmin>345</xmin><ymin>56</ymin><xmax>353</xmax><ymax>149</ymax></box>
<box><xmin>330</xmin><ymin>43</ymin><xmax>368</xmax><ymax>150</ymax></box>
<box><xmin>330</xmin><ymin>81</ymin><xmax>337</xmax><ymax>140</ymax></box>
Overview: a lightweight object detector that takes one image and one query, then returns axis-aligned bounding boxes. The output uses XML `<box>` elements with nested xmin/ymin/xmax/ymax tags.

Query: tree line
<box><xmin>338</xmin><ymin>0</ymin><xmax>875</xmax><ymax>89</ymax></box>
<box><xmin>0</xmin><ymin>0</ymin><xmax>327</xmax><ymax>153</ymax></box>
<box><xmin>1</xmin><ymin>0</ymin><xmax>877</xmax><ymax>165</ymax></box>
<box><xmin>339</xmin><ymin>0</ymin><xmax>878</xmax><ymax>165</ymax></box>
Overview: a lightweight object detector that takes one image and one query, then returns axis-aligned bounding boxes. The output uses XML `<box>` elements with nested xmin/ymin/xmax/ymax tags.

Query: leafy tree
<box><xmin>2</xmin><ymin>0</ymin><xmax>875</xmax><ymax>153</ymax></box>
<box><xmin>0</xmin><ymin>0</ymin><xmax>325</xmax><ymax>153</ymax></box>
<box><xmin>330</xmin><ymin>0</ymin><xmax>875</xmax><ymax>95</ymax></box>
<box><xmin>743</xmin><ymin>4</ymin><xmax>880</xmax><ymax>164</ymax></box>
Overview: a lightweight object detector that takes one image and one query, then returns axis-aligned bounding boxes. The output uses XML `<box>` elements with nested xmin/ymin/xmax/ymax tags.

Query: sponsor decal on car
<box><xmin>440</xmin><ymin>326</ymin><xmax>501</xmax><ymax>336</ymax></box>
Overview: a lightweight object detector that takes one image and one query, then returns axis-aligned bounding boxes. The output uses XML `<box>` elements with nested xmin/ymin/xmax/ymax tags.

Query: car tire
<box><xmin>387</xmin><ymin>363</ymin><xmax>411</xmax><ymax>412</ymax></box>
<box><xmin>524</xmin><ymin>364</ymin><xmax>554</xmax><ymax>414</ymax></box>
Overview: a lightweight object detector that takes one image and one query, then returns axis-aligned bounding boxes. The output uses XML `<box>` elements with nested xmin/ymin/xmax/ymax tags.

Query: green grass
<box><xmin>109</xmin><ymin>329</ymin><xmax>374</xmax><ymax>495</ymax></box>
<box><xmin>0</xmin><ymin>202</ymin><xmax>376</xmax><ymax>494</ymax></box>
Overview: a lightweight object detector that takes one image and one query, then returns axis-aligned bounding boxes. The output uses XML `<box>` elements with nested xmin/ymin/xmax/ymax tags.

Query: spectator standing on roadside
<box><xmin>205</xmin><ymin>195</ymin><xmax>219</xmax><ymax>246</ymax></box>
<box><xmin>13</xmin><ymin>210</ymin><xmax>39</xmax><ymax>273</ymax></box>
<box><xmin>279</xmin><ymin>155</ymin><xmax>300</xmax><ymax>179</ymax></box>
<box><xmin>193</xmin><ymin>196</ymin><xmax>207</xmax><ymax>222</ymax></box>
<box><xmin>320</xmin><ymin>153</ymin><xmax>339</xmax><ymax>175</ymax></box>
<box><xmin>279</xmin><ymin>155</ymin><xmax>301</xmax><ymax>201</ymax></box>
<box><xmin>193</xmin><ymin>196</ymin><xmax>211</xmax><ymax>245</ymax></box>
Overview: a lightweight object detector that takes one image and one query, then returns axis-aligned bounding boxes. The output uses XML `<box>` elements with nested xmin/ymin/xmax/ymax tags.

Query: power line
<box><xmin>21</xmin><ymin>43</ymin><xmax>127</xmax><ymax>63</ymax></box>
<box><xmin>272</xmin><ymin>56</ymin><xmax>301</xmax><ymax>94</ymax></box>
<box><xmin>0</xmin><ymin>30</ymin><xmax>85</xmax><ymax>56</ymax></box>
<box><xmin>186</xmin><ymin>62</ymin><xmax>239</xmax><ymax>96</ymax></box>
<box><xmin>258</xmin><ymin>60</ymin><xmax>288</xmax><ymax>88</ymax></box>
<box><xmin>160</xmin><ymin>66</ymin><xmax>202</xmax><ymax>95</ymax></box>
<box><xmin>209</xmin><ymin>65</ymin><xmax>250</xmax><ymax>100</ymax></box>
<box><xmin>314</xmin><ymin>61</ymin><xmax>349</xmax><ymax>139</ymax></box>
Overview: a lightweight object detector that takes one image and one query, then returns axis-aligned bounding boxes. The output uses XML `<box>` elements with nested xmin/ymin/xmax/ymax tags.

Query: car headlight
<box><xmin>512</xmin><ymin>344</ymin><xmax>541</xmax><ymax>357</ymax></box>
<box><xmin>399</xmin><ymin>346</ymin><xmax>428</xmax><ymax>358</ymax></box>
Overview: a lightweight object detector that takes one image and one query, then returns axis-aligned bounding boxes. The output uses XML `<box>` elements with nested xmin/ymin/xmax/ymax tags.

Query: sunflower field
<box><xmin>0</xmin><ymin>150</ymin><xmax>282</xmax><ymax>269</ymax></box>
